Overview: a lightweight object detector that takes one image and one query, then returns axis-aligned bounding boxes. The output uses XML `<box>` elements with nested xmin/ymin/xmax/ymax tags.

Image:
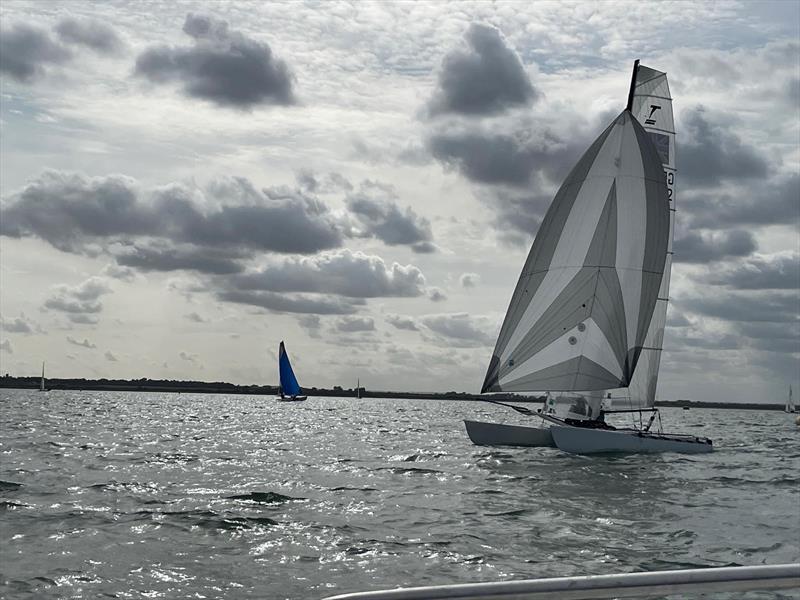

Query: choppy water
<box><xmin>1</xmin><ymin>389</ymin><xmax>798</xmax><ymax>599</ymax></box>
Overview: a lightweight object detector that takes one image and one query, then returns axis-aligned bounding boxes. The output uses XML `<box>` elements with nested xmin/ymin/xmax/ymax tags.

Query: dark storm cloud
<box><xmin>426</xmin><ymin>23</ymin><xmax>537</xmax><ymax>117</ymax></box>
<box><xmin>704</xmin><ymin>253</ymin><xmax>800</xmax><ymax>290</ymax></box>
<box><xmin>335</xmin><ymin>316</ymin><xmax>375</xmax><ymax>332</ymax></box>
<box><xmin>43</xmin><ymin>277</ymin><xmax>112</xmax><ymax>324</ymax></box>
<box><xmin>386</xmin><ymin>314</ymin><xmax>419</xmax><ymax>331</ymax></box>
<box><xmin>218</xmin><ymin>290</ymin><xmax>360</xmax><ymax>315</ymax></box>
<box><xmin>678</xmin><ymin>106</ymin><xmax>769</xmax><ymax>188</ymax></box>
<box><xmin>422</xmin><ymin>313</ymin><xmax>494</xmax><ymax>346</ymax></box>
<box><xmin>229</xmin><ymin>250</ymin><xmax>426</xmax><ymax>298</ymax></box>
<box><xmin>673</xmin><ymin>229</ymin><xmax>757</xmax><ymax>264</ymax></box>
<box><xmin>134</xmin><ymin>13</ymin><xmax>295</xmax><ymax>109</ymax></box>
<box><xmin>346</xmin><ymin>187</ymin><xmax>434</xmax><ymax>250</ymax></box>
<box><xmin>55</xmin><ymin>17</ymin><xmax>122</xmax><ymax>53</ymax></box>
<box><xmin>683</xmin><ymin>174</ymin><xmax>799</xmax><ymax>229</ymax></box>
<box><xmin>0</xmin><ymin>23</ymin><xmax>71</xmax><ymax>82</ymax></box>
<box><xmin>0</xmin><ymin>171</ymin><xmax>344</xmax><ymax>257</ymax></box>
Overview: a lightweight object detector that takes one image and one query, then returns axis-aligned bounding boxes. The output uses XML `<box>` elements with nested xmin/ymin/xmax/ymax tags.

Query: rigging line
<box><xmin>481</xmin><ymin>398</ymin><xmax>537</xmax><ymax>417</ymax></box>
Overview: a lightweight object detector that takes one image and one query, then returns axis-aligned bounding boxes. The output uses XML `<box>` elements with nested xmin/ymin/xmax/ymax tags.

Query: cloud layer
<box><xmin>135</xmin><ymin>14</ymin><xmax>295</xmax><ymax>109</ymax></box>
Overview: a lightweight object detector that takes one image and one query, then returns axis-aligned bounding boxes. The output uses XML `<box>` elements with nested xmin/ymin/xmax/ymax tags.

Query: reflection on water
<box><xmin>1</xmin><ymin>389</ymin><xmax>798</xmax><ymax>599</ymax></box>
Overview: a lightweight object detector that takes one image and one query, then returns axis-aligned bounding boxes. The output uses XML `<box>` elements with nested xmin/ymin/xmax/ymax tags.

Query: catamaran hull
<box><xmin>550</xmin><ymin>425</ymin><xmax>713</xmax><ymax>455</ymax></box>
<box><xmin>464</xmin><ymin>420</ymin><xmax>555</xmax><ymax>448</ymax></box>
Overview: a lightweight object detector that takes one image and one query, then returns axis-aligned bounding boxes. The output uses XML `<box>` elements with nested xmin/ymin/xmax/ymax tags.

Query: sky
<box><xmin>0</xmin><ymin>0</ymin><xmax>798</xmax><ymax>403</ymax></box>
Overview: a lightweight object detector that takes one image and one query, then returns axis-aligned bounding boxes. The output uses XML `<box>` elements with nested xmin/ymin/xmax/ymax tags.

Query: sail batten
<box><xmin>482</xmin><ymin>85</ymin><xmax>670</xmax><ymax>396</ymax></box>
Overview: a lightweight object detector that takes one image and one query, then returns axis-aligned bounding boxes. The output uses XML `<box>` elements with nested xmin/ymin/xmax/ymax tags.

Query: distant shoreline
<box><xmin>0</xmin><ymin>376</ymin><xmax>787</xmax><ymax>411</ymax></box>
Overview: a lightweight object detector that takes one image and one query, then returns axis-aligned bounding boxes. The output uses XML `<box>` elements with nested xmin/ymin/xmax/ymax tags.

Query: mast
<box><xmin>40</xmin><ymin>362</ymin><xmax>45</xmax><ymax>391</ymax></box>
<box><xmin>625</xmin><ymin>59</ymin><xmax>640</xmax><ymax>112</ymax></box>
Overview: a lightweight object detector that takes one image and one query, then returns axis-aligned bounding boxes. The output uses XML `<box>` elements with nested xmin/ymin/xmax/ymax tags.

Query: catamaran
<box><xmin>277</xmin><ymin>341</ymin><xmax>307</xmax><ymax>401</ymax></box>
<box><xmin>465</xmin><ymin>60</ymin><xmax>712</xmax><ymax>454</ymax></box>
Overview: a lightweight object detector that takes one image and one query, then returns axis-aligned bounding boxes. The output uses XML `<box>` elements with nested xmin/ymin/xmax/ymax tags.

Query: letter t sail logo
<box><xmin>645</xmin><ymin>104</ymin><xmax>661</xmax><ymax>125</ymax></box>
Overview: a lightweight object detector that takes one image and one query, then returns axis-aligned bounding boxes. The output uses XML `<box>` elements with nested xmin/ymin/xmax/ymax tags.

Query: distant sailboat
<box><xmin>38</xmin><ymin>361</ymin><xmax>48</xmax><ymax>392</ymax></box>
<box><xmin>465</xmin><ymin>60</ymin><xmax>712</xmax><ymax>454</ymax></box>
<box><xmin>277</xmin><ymin>341</ymin><xmax>307</xmax><ymax>402</ymax></box>
<box><xmin>786</xmin><ymin>386</ymin><xmax>796</xmax><ymax>413</ymax></box>
<box><xmin>356</xmin><ymin>378</ymin><xmax>361</xmax><ymax>399</ymax></box>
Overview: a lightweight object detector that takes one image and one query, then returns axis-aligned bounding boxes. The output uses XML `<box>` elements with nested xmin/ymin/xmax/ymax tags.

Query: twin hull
<box><xmin>464</xmin><ymin>420</ymin><xmax>713</xmax><ymax>455</ymax></box>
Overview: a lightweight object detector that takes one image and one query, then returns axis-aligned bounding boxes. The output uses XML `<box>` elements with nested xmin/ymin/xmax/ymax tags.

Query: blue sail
<box><xmin>278</xmin><ymin>341</ymin><xmax>301</xmax><ymax>397</ymax></box>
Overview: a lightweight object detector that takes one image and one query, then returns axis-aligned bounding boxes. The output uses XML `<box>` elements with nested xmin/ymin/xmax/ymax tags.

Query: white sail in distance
<box><xmin>611</xmin><ymin>62</ymin><xmax>676</xmax><ymax>410</ymax></box>
<box><xmin>482</xmin><ymin>86</ymin><xmax>670</xmax><ymax>396</ymax></box>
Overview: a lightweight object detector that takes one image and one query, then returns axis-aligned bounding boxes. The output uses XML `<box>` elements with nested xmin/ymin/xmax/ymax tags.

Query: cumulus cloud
<box><xmin>335</xmin><ymin>316</ymin><xmax>375</xmax><ymax>332</ymax></box>
<box><xmin>683</xmin><ymin>174</ymin><xmax>799</xmax><ymax>229</ymax></box>
<box><xmin>1</xmin><ymin>316</ymin><xmax>34</xmax><ymax>334</ymax></box>
<box><xmin>230</xmin><ymin>249</ymin><xmax>426</xmax><ymax>298</ymax></box>
<box><xmin>703</xmin><ymin>253</ymin><xmax>800</xmax><ymax>289</ymax></box>
<box><xmin>135</xmin><ymin>13</ymin><xmax>295</xmax><ymax>109</ymax></box>
<box><xmin>674</xmin><ymin>229</ymin><xmax>757</xmax><ymax>263</ymax></box>
<box><xmin>386</xmin><ymin>314</ymin><xmax>419</xmax><ymax>331</ymax></box>
<box><xmin>0</xmin><ymin>171</ymin><xmax>344</xmax><ymax>261</ymax></box>
<box><xmin>179</xmin><ymin>351</ymin><xmax>197</xmax><ymax>362</ymax></box>
<box><xmin>296</xmin><ymin>314</ymin><xmax>322</xmax><ymax>337</ymax></box>
<box><xmin>115</xmin><ymin>243</ymin><xmax>246</xmax><ymax>275</ymax></box>
<box><xmin>67</xmin><ymin>336</ymin><xmax>96</xmax><ymax>348</ymax></box>
<box><xmin>0</xmin><ymin>339</ymin><xmax>12</xmax><ymax>353</ymax></box>
<box><xmin>345</xmin><ymin>183</ymin><xmax>434</xmax><ymax>251</ymax></box>
<box><xmin>43</xmin><ymin>276</ymin><xmax>113</xmax><ymax>324</ymax></box>
<box><xmin>459</xmin><ymin>272</ymin><xmax>480</xmax><ymax>288</ymax></box>
<box><xmin>426</xmin><ymin>23</ymin><xmax>537</xmax><ymax>117</ymax></box>
<box><xmin>0</xmin><ymin>23</ymin><xmax>71</xmax><ymax>82</ymax></box>
<box><xmin>422</xmin><ymin>312</ymin><xmax>496</xmax><ymax>346</ymax></box>
<box><xmin>679</xmin><ymin>290</ymin><xmax>797</xmax><ymax>324</ymax></box>
<box><xmin>296</xmin><ymin>170</ymin><xmax>353</xmax><ymax>194</ymax></box>
<box><xmin>428</xmin><ymin>287</ymin><xmax>447</xmax><ymax>302</ymax></box>
<box><xmin>218</xmin><ymin>290</ymin><xmax>361</xmax><ymax>315</ymax></box>
<box><xmin>102</xmin><ymin>263</ymin><xmax>137</xmax><ymax>281</ymax></box>
<box><xmin>184</xmin><ymin>312</ymin><xmax>208</xmax><ymax>323</ymax></box>
<box><xmin>104</xmin><ymin>350</ymin><xmax>118</xmax><ymax>361</ymax></box>
<box><xmin>427</xmin><ymin>115</ymin><xmax>584</xmax><ymax>190</ymax></box>
<box><xmin>678</xmin><ymin>106</ymin><xmax>770</xmax><ymax>188</ymax></box>
<box><xmin>55</xmin><ymin>17</ymin><xmax>122</xmax><ymax>53</ymax></box>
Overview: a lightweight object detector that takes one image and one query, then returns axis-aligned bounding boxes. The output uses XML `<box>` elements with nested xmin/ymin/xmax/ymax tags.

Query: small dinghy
<box><xmin>277</xmin><ymin>341</ymin><xmax>307</xmax><ymax>402</ymax></box>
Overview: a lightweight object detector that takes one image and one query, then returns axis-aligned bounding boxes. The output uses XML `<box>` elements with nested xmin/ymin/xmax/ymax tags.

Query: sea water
<box><xmin>1</xmin><ymin>389</ymin><xmax>798</xmax><ymax>599</ymax></box>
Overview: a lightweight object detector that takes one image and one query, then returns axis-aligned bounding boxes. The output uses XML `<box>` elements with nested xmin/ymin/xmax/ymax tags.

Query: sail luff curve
<box><xmin>482</xmin><ymin>104</ymin><xmax>670</xmax><ymax>394</ymax></box>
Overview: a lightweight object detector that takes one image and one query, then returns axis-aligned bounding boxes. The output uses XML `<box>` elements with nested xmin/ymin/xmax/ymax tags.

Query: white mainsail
<box><xmin>482</xmin><ymin>74</ymin><xmax>670</xmax><ymax>404</ymax></box>
<box><xmin>611</xmin><ymin>62</ymin><xmax>676</xmax><ymax>410</ymax></box>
